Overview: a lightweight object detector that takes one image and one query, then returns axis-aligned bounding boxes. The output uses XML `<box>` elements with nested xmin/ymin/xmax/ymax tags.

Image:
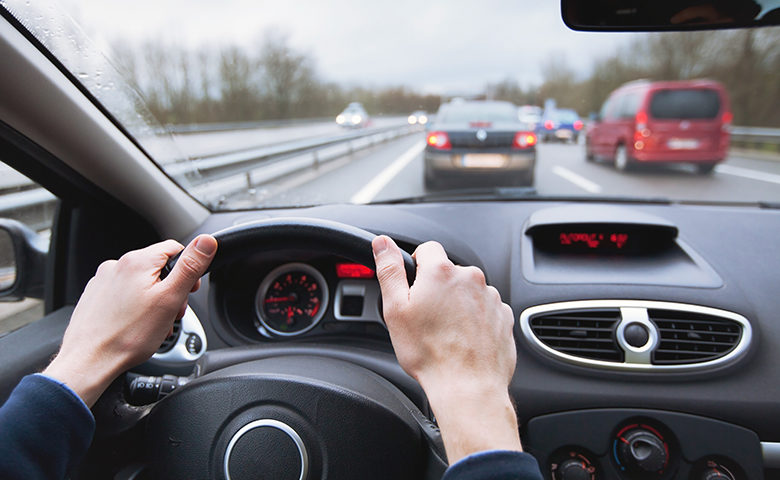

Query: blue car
<box><xmin>540</xmin><ymin>108</ymin><xmax>584</xmax><ymax>143</ymax></box>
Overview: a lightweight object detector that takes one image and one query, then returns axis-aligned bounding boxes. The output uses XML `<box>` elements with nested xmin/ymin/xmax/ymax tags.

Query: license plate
<box><xmin>461</xmin><ymin>154</ymin><xmax>507</xmax><ymax>168</ymax></box>
<box><xmin>667</xmin><ymin>138</ymin><xmax>700</xmax><ymax>150</ymax></box>
<box><xmin>555</xmin><ymin>130</ymin><xmax>573</xmax><ymax>139</ymax></box>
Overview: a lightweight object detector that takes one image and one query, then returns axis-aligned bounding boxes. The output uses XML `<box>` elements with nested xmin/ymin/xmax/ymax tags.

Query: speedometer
<box><xmin>254</xmin><ymin>263</ymin><xmax>329</xmax><ymax>336</ymax></box>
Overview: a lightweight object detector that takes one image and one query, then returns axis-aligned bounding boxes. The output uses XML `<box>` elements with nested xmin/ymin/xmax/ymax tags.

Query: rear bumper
<box><xmin>632</xmin><ymin>148</ymin><xmax>727</xmax><ymax>163</ymax></box>
<box><xmin>424</xmin><ymin>149</ymin><xmax>535</xmax><ymax>172</ymax></box>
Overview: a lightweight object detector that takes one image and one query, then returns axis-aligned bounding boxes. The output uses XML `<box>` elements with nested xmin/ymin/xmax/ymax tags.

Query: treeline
<box><xmin>112</xmin><ymin>29</ymin><xmax>779</xmax><ymax>127</ymax></box>
<box><xmin>111</xmin><ymin>32</ymin><xmax>441</xmax><ymax>125</ymax></box>
<box><xmin>488</xmin><ymin>29</ymin><xmax>780</xmax><ymax>127</ymax></box>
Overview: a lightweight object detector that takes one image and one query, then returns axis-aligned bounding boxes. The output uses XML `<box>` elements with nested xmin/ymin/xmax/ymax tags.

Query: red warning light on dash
<box><xmin>559</xmin><ymin>232</ymin><xmax>629</xmax><ymax>249</ymax></box>
<box><xmin>336</xmin><ymin>263</ymin><xmax>375</xmax><ymax>279</ymax></box>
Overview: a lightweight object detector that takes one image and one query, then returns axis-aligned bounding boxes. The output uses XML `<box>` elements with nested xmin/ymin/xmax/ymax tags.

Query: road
<box><xmin>220</xmin><ymin>133</ymin><xmax>780</xmax><ymax>208</ymax></box>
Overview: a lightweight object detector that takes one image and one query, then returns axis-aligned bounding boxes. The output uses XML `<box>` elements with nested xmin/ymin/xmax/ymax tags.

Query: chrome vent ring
<box><xmin>520</xmin><ymin>300</ymin><xmax>751</xmax><ymax>372</ymax></box>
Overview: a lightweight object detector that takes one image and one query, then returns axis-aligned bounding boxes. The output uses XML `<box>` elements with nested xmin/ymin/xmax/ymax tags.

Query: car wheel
<box><xmin>696</xmin><ymin>163</ymin><xmax>716</xmax><ymax>174</ymax></box>
<box><xmin>614</xmin><ymin>144</ymin><xmax>632</xmax><ymax>171</ymax></box>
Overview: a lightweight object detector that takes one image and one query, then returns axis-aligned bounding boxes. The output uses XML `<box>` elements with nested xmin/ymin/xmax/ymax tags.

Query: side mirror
<box><xmin>0</xmin><ymin>219</ymin><xmax>47</xmax><ymax>302</ymax></box>
<box><xmin>589</xmin><ymin>112</ymin><xmax>600</xmax><ymax>123</ymax></box>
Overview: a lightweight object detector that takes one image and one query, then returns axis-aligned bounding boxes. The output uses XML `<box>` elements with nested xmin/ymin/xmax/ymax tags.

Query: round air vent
<box><xmin>520</xmin><ymin>301</ymin><xmax>751</xmax><ymax>372</ymax></box>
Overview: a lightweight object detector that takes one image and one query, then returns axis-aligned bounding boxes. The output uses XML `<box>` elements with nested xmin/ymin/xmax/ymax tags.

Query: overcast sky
<box><xmin>61</xmin><ymin>0</ymin><xmax>638</xmax><ymax>94</ymax></box>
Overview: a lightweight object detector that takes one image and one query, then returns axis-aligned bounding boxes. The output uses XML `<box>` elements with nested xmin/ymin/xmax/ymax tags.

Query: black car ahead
<box><xmin>424</xmin><ymin>100</ymin><xmax>537</xmax><ymax>189</ymax></box>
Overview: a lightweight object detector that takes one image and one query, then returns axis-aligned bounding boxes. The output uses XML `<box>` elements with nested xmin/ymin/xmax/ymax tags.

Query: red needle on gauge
<box><xmin>264</xmin><ymin>296</ymin><xmax>296</xmax><ymax>303</ymax></box>
<box><xmin>286</xmin><ymin>307</ymin><xmax>294</xmax><ymax>325</ymax></box>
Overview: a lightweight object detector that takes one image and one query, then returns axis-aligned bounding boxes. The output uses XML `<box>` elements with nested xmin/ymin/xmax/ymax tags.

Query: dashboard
<box><xmin>147</xmin><ymin>200</ymin><xmax>780</xmax><ymax>480</ymax></box>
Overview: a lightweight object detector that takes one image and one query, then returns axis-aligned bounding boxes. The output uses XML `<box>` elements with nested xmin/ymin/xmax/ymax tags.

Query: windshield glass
<box><xmin>2</xmin><ymin>1</ymin><xmax>779</xmax><ymax>209</ymax></box>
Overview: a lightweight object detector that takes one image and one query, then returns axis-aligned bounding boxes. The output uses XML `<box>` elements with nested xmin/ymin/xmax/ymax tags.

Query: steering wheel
<box><xmin>126</xmin><ymin>218</ymin><xmax>446</xmax><ymax>479</ymax></box>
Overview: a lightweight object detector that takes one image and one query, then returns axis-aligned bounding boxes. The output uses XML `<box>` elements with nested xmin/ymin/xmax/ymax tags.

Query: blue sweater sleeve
<box><xmin>443</xmin><ymin>450</ymin><xmax>544</xmax><ymax>480</ymax></box>
<box><xmin>0</xmin><ymin>374</ymin><xmax>95</xmax><ymax>480</ymax></box>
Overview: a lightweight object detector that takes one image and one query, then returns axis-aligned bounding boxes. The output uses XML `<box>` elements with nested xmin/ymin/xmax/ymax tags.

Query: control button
<box><xmin>551</xmin><ymin>450</ymin><xmax>597</xmax><ymax>480</ymax></box>
<box><xmin>694</xmin><ymin>459</ymin><xmax>738</xmax><ymax>480</ymax></box>
<box><xmin>615</xmin><ymin>427</ymin><xmax>668</xmax><ymax>474</ymax></box>
<box><xmin>700</xmin><ymin>467</ymin><xmax>735</xmax><ymax>480</ymax></box>
<box><xmin>186</xmin><ymin>334</ymin><xmax>203</xmax><ymax>354</ymax></box>
<box><xmin>556</xmin><ymin>458</ymin><xmax>593</xmax><ymax>480</ymax></box>
<box><xmin>624</xmin><ymin>323</ymin><xmax>649</xmax><ymax>348</ymax></box>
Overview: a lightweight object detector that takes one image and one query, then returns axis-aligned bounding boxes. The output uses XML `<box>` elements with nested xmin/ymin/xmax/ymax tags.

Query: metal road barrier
<box><xmin>1</xmin><ymin>122</ymin><xmax>420</xmax><ymax>225</ymax></box>
<box><xmin>730</xmin><ymin>126</ymin><xmax>780</xmax><ymax>146</ymax></box>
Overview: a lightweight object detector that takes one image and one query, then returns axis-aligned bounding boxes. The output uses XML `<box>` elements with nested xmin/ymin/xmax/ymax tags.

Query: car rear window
<box><xmin>440</xmin><ymin>103</ymin><xmax>518</xmax><ymax>123</ymax></box>
<box><xmin>555</xmin><ymin>110</ymin><xmax>579</xmax><ymax>122</ymax></box>
<box><xmin>649</xmin><ymin>89</ymin><xmax>721</xmax><ymax>120</ymax></box>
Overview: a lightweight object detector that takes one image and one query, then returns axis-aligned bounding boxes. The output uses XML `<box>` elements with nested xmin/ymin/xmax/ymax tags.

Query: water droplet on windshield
<box><xmin>77</xmin><ymin>72</ymin><xmax>89</xmax><ymax>79</ymax></box>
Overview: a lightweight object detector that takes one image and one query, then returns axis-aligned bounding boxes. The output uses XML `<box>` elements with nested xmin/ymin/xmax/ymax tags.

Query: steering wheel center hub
<box><xmin>225</xmin><ymin>419</ymin><xmax>308</xmax><ymax>480</ymax></box>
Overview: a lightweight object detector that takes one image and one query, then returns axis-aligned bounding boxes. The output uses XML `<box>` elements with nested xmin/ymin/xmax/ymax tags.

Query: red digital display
<box><xmin>559</xmin><ymin>232</ymin><xmax>629</xmax><ymax>249</ymax></box>
<box><xmin>336</xmin><ymin>263</ymin><xmax>375</xmax><ymax>278</ymax></box>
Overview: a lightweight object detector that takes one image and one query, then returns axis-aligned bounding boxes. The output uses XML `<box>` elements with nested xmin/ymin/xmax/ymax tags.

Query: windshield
<box><xmin>2</xmin><ymin>1</ymin><xmax>779</xmax><ymax>209</ymax></box>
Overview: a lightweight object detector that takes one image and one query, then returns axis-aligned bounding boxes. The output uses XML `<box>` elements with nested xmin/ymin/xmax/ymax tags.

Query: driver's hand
<box><xmin>372</xmin><ymin>235</ymin><xmax>522</xmax><ymax>463</ymax></box>
<box><xmin>43</xmin><ymin>235</ymin><xmax>217</xmax><ymax>407</ymax></box>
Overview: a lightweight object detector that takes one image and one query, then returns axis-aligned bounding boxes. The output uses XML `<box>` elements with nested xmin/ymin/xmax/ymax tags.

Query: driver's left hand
<box><xmin>43</xmin><ymin>235</ymin><xmax>217</xmax><ymax>407</ymax></box>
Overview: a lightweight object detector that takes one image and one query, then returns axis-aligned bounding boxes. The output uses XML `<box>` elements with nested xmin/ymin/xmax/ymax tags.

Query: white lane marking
<box><xmin>350</xmin><ymin>141</ymin><xmax>425</xmax><ymax>204</ymax></box>
<box><xmin>715</xmin><ymin>164</ymin><xmax>780</xmax><ymax>185</ymax></box>
<box><xmin>552</xmin><ymin>166</ymin><xmax>603</xmax><ymax>194</ymax></box>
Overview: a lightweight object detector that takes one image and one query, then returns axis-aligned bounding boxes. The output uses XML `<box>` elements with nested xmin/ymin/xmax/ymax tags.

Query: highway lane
<box><xmin>225</xmin><ymin>133</ymin><xmax>780</xmax><ymax>208</ymax></box>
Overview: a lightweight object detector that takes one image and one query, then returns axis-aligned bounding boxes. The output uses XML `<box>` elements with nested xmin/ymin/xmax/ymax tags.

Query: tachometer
<box><xmin>255</xmin><ymin>263</ymin><xmax>329</xmax><ymax>336</ymax></box>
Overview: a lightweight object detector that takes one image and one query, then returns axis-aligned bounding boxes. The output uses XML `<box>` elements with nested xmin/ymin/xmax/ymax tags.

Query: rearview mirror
<box><xmin>561</xmin><ymin>0</ymin><xmax>780</xmax><ymax>31</ymax></box>
<box><xmin>0</xmin><ymin>219</ymin><xmax>47</xmax><ymax>302</ymax></box>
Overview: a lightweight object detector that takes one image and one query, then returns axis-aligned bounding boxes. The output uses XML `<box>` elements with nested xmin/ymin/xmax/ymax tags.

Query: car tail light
<box><xmin>635</xmin><ymin>111</ymin><xmax>648</xmax><ymax>131</ymax></box>
<box><xmin>544</xmin><ymin>120</ymin><xmax>554</xmax><ymax>130</ymax></box>
<box><xmin>426</xmin><ymin>131</ymin><xmax>451</xmax><ymax>150</ymax></box>
<box><xmin>573</xmin><ymin>120</ymin><xmax>583</xmax><ymax>130</ymax></box>
<box><xmin>513</xmin><ymin>132</ymin><xmax>537</xmax><ymax>149</ymax></box>
<box><xmin>722</xmin><ymin>111</ymin><xmax>733</xmax><ymax>132</ymax></box>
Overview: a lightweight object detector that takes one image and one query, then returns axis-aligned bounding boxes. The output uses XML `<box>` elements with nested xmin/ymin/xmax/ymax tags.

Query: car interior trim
<box><xmin>150</xmin><ymin>306</ymin><xmax>207</xmax><ymax>366</ymax></box>
<box><xmin>519</xmin><ymin>300</ymin><xmax>752</xmax><ymax>372</ymax></box>
<box><xmin>763</xmin><ymin>442</ymin><xmax>780</xmax><ymax>469</ymax></box>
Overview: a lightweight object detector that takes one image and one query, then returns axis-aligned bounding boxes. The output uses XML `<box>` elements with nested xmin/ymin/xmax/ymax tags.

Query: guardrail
<box><xmin>0</xmin><ymin>122</ymin><xmax>419</xmax><ymax>225</ymax></box>
<box><xmin>730</xmin><ymin>126</ymin><xmax>780</xmax><ymax>146</ymax></box>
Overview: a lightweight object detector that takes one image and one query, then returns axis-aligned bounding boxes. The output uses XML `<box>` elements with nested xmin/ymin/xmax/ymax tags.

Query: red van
<box><xmin>585</xmin><ymin>79</ymin><xmax>732</xmax><ymax>173</ymax></box>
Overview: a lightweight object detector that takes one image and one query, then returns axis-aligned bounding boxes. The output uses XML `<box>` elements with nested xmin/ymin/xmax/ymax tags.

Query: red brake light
<box><xmin>469</xmin><ymin>121</ymin><xmax>492</xmax><ymax>128</ymax></box>
<box><xmin>336</xmin><ymin>263</ymin><xmax>375</xmax><ymax>279</ymax></box>
<box><xmin>635</xmin><ymin>111</ymin><xmax>648</xmax><ymax>129</ymax></box>
<box><xmin>722</xmin><ymin>112</ymin><xmax>733</xmax><ymax>124</ymax></box>
<box><xmin>544</xmin><ymin>120</ymin><xmax>554</xmax><ymax>130</ymax></box>
<box><xmin>513</xmin><ymin>132</ymin><xmax>537</xmax><ymax>148</ymax></box>
<box><xmin>426</xmin><ymin>131</ymin><xmax>451</xmax><ymax>150</ymax></box>
<box><xmin>573</xmin><ymin>120</ymin><xmax>583</xmax><ymax>131</ymax></box>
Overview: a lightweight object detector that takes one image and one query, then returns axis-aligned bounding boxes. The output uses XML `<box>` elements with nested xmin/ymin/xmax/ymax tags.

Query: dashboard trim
<box><xmin>763</xmin><ymin>442</ymin><xmax>780</xmax><ymax>469</ymax></box>
<box><xmin>519</xmin><ymin>300</ymin><xmax>752</xmax><ymax>372</ymax></box>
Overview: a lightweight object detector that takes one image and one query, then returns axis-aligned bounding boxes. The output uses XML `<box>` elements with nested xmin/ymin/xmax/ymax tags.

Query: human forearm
<box><xmin>423</xmin><ymin>378</ymin><xmax>523</xmax><ymax>464</ymax></box>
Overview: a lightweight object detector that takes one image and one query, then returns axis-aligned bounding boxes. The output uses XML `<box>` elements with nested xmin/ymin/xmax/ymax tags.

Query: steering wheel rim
<box><xmin>161</xmin><ymin>217</ymin><xmax>417</xmax><ymax>284</ymax></box>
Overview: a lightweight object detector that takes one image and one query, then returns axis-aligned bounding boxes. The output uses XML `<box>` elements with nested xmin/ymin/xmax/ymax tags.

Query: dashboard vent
<box><xmin>649</xmin><ymin>309</ymin><xmax>742</xmax><ymax>364</ymax></box>
<box><xmin>520</xmin><ymin>301</ymin><xmax>752</xmax><ymax>372</ymax></box>
<box><xmin>528</xmin><ymin>309</ymin><xmax>623</xmax><ymax>362</ymax></box>
<box><xmin>157</xmin><ymin>318</ymin><xmax>182</xmax><ymax>353</ymax></box>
